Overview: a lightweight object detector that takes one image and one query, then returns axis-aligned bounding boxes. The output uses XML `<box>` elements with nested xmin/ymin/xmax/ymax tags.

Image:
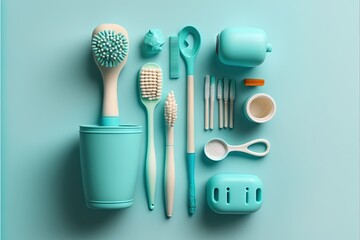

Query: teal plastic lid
<box><xmin>79</xmin><ymin>124</ymin><xmax>142</xmax><ymax>134</ymax></box>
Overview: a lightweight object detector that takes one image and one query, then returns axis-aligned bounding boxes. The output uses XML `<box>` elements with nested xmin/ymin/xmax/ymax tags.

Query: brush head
<box><xmin>92</xmin><ymin>30</ymin><xmax>128</xmax><ymax>67</ymax></box>
<box><xmin>92</xmin><ymin>24</ymin><xmax>129</xmax><ymax>76</ymax></box>
<box><xmin>139</xmin><ymin>63</ymin><xmax>162</xmax><ymax>102</ymax></box>
<box><xmin>164</xmin><ymin>91</ymin><xmax>177</xmax><ymax>127</ymax></box>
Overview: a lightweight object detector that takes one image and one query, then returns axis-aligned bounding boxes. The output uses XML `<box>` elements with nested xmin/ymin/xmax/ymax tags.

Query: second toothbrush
<box><xmin>164</xmin><ymin>91</ymin><xmax>177</xmax><ymax>217</ymax></box>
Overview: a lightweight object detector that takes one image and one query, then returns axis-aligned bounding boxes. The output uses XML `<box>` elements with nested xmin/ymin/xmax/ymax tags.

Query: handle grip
<box><xmin>229</xmin><ymin>100</ymin><xmax>234</xmax><ymax>129</ymax></box>
<box><xmin>187</xmin><ymin>153</ymin><xmax>196</xmax><ymax>214</ymax></box>
<box><xmin>219</xmin><ymin>99</ymin><xmax>223</xmax><ymax>128</ymax></box>
<box><xmin>187</xmin><ymin>75</ymin><xmax>195</xmax><ymax>214</ymax></box>
<box><xmin>187</xmin><ymin>75</ymin><xmax>195</xmax><ymax>152</ymax></box>
<box><xmin>101</xmin><ymin>75</ymin><xmax>119</xmax><ymax>126</ymax></box>
<box><xmin>165</xmin><ymin>144</ymin><xmax>175</xmax><ymax>217</ymax></box>
<box><xmin>145</xmin><ymin>108</ymin><xmax>156</xmax><ymax>210</ymax></box>
<box><xmin>224</xmin><ymin>100</ymin><xmax>228</xmax><ymax>128</ymax></box>
<box><xmin>204</xmin><ymin>100</ymin><xmax>209</xmax><ymax>130</ymax></box>
<box><xmin>210</xmin><ymin>100</ymin><xmax>214</xmax><ymax>129</ymax></box>
<box><xmin>230</xmin><ymin>139</ymin><xmax>270</xmax><ymax>157</ymax></box>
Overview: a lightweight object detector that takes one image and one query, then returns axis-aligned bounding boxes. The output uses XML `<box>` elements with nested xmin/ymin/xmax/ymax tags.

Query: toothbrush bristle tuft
<box><xmin>140</xmin><ymin>67</ymin><xmax>162</xmax><ymax>100</ymax></box>
<box><xmin>92</xmin><ymin>30</ymin><xmax>128</xmax><ymax>67</ymax></box>
<box><xmin>164</xmin><ymin>91</ymin><xmax>177</xmax><ymax>127</ymax></box>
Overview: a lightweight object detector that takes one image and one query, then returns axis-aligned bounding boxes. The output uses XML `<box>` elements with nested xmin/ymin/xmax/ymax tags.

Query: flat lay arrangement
<box><xmin>3</xmin><ymin>1</ymin><xmax>358</xmax><ymax>239</ymax></box>
<box><xmin>0</xmin><ymin>0</ymin><xmax>360</xmax><ymax>240</ymax></box>
<box><xmin>79</xmin><ymin>23</ymin><xmax>275</xmax><ymax>216</ymax></box>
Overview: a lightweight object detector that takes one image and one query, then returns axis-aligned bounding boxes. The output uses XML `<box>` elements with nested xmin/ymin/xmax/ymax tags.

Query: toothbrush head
<box><xmin>164</xmin><ymin>91</ymin><xmax>178</xmax><ymax>127</ymax></box>
<box><xmin>139</xmin><ymin>63</ymin><xmax>163</xmax><ymax>103</ymax></box>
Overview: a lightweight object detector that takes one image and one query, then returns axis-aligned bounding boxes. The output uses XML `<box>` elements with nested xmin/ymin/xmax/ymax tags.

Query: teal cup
<box><xmin>79</xmin><ymin>125</ymin><xmax>142</xmax><ymax>209</ymax></box>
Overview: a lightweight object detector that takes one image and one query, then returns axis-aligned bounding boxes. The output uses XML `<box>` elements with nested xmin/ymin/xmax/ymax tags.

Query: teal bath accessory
<box><xmin>143</xmin><ymin>29</ymin><xmax>165</xmax><ymax>56</ymax></box>
<box><xmin>79</xmin><ymin>125</ymin><xmax>142</xmax><ymax>209</ymax></box>
<box><xmin>91</xmin><ymin>24</ymin><xmax>129</xmax><ymax>126</ymax></box>
<box><xmin>169</xmin><ymin>36</ymin><xmax>180</xmax><ymax>79</ymax></box>
<box><xmin>207</xmin><ymin>174</ymin><xmax>263</xmax><ymax>214</ymax></box>
<box><xmin>139</xmin><ymin>63</ymin><xmax>163</xmax><ymax>210</ymax></box>
<box><xmin>179</xmin><ymin>26</ymin><xmax>201</xmax><ymax>215</ymax></box>
<box><xmin>164</xmin><ymin>91</ymin><xmax>178</xmax><ymax>218</ymax></box>
<box><xmin>216</xmin><ymin>27</ymin><xmax>272</xmax><ymax>67</ymax></box>
<box><xmin>80</xmin><ymin>24</ymin><xmax>142</xmax><ymax>210</ymax></box>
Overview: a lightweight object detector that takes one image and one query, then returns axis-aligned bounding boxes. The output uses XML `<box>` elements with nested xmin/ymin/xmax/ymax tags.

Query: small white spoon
<box><xmin>204</xmin><ymin>138</ymin><xmax>270</xmax><ymax>161</ymax></box>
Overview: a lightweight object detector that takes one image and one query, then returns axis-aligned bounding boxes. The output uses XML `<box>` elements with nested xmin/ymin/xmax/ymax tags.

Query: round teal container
<box><xmin>79</xmin><ymin>125</ymin><xmax>142</xmax><ymax>209</ymax></box>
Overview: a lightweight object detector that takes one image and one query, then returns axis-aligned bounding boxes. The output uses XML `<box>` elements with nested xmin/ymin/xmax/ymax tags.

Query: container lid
<box><xmin>79</xmin><ymin>124</ymin><xmax>142</xmax><ymax>134</ymax></box>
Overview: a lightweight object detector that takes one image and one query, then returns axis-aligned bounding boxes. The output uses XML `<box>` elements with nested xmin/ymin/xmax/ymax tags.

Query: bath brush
<box><xmin>92</xmin><ymin>24</ymin><xmax>129</xmax><ymax>126</ymax></box>
<box><xmin>139</xmin><ymin>63</ymin><xmax>163</xmax><ymax>210</ymax></box>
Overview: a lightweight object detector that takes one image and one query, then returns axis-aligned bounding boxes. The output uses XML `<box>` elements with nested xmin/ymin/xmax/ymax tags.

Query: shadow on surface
<box><xmin>59</xmin><ymin>141</ymin><xmax>126</xmax><ymax>233</ymax></box>
<box><xmin>199</xmin><ymin>190</ymin><xmax>252</xmax><ymax>230</ymax></box>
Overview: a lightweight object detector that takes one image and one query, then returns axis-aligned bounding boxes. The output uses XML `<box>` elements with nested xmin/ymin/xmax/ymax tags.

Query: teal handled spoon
<box><xmin>179</xmin><ymin>26</ymin><xmax>201</xmax><ymax>215</ymax></box>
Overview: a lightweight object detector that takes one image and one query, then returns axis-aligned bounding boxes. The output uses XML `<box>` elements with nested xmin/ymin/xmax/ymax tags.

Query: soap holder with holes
<box><xmin>206</xmin><ymin>174</ymin><xmax>263</xmax><ymax>214</ymax></box>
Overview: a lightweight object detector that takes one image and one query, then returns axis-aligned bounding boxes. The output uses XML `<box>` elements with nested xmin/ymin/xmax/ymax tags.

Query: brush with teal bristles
<box><xmin>92</xmin><ymin>24</ymin><xmax>129</xmax><ymax>126</ymax></box>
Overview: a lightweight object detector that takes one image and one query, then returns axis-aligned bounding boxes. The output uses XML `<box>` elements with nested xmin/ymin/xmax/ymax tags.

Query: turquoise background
<box><xmin>1</xmin><ymin>0</ymin><xmax>359</xmax><ymax>239</ymax></box>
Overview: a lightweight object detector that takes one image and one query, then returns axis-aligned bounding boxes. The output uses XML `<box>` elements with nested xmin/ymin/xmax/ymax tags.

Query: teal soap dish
<box><xmin>206</xmin><ymin>174</ymin><xmax>263</xmax><ymax>214</ymax></box>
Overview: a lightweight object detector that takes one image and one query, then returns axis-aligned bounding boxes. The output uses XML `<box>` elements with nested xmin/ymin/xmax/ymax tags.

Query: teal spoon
<box><xmin>178</xmin><ymin>26</ymin><xmax>201</xmax><ymax>215</ymax></box>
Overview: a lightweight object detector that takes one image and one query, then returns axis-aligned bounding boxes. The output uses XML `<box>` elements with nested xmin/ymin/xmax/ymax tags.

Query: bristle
<box><xmin>164</xmin><ymin>91</ymin><xmax>177</xmax><ymax>127</ymax></box>
<box><xmin>92</xmin><ymin>30</ymin><xmax>128</xmax><ymax>68</ymax></box>
<box><xmin>140</xmin><ymin>67</ymin><xmax>163</xmax><ymax>100</ymax></box>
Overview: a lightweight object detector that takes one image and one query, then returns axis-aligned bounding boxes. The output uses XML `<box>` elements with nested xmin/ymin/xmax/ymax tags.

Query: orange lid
<box><xmin>244</xmin><ymin>79</ymin><xmax>265</xmax><ymax>86</ymax></box>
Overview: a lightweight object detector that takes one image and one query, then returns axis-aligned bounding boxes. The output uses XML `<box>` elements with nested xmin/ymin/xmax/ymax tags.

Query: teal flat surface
<box><xmin>1</xmin><ymin>0</ymin><xmax>359</xmax><ymax>239</ymax></box>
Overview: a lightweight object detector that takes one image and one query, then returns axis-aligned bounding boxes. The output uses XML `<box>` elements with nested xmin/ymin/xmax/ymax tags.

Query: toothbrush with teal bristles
<box><xmin>91</xmin><ymin>24</ymin><xmax>129</xmax><ymax>126</ymax></box>
<box><xmin>139</xmin><ymin>63</ymin><xmax>163</xmax><ymax>210</ymax></box>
